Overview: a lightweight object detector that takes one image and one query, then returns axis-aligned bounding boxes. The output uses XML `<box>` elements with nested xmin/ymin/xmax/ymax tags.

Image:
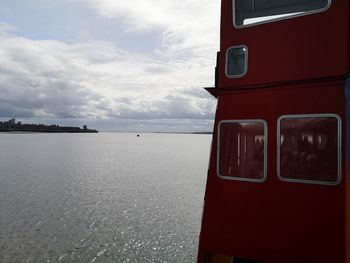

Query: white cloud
<box><xmin>0</xmin><ymin>0</ymin><xmax>219</xmax><ymax>131</ymax></box>
<box><xmin>73</xmin><ymin>0</ymin><xmax>220</xmax><ymax>57</ymax></box>
<box><xmin>81</xmin><ymin>0</ymin><xmax>218</xmax><ymax>30</ymax></box>
<box><xmin>0</xmin><ymin>23</ymin><xmax>216</xmax><ymax>127</ymax></box>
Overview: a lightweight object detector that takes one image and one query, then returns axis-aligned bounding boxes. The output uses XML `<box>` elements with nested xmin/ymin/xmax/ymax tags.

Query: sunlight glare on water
<box><xmin>0</xmin><ymin>133</ymin><xmax>211</xmax><ymax>263</ymax></box>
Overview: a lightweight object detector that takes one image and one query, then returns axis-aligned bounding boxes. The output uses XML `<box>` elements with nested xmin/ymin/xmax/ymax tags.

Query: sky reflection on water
<box><xmin>0</xmin><ymin>133</ymin><xmax>211</xmax><ymax>263</ymax></box>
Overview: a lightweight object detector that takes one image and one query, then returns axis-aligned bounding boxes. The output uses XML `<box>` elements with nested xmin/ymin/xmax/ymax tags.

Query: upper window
<box><xmin>218</xmin><ymin>120</ymin><xmax>267</xmax><ymax>182</ymax></box>
<box><xmin>277</xmin><ymin>114</ymin><xmax>341</xmax><ymax>185</ymax></box>
<box><xmin>226</xmin><ymin>45</ymin><xmax>248</xmax><ymax>78</ymax></box>
<box><xmin>233</xmin><ymin>0</ymin><xmax>331</xmax><ymax>28</ymax></box>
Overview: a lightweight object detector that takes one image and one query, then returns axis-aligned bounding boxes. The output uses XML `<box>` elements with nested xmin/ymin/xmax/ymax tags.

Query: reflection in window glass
<box><xmin>279</xmin><ymin>115</ymin><xmax>340</xmax><ymax>183</ymax></box>
<box><xmin>226</xmin><ymin>46</ymin><xmax>247</xmax><ymax>77</ymax></box>
<box><xmin>234</xmin><ymin>0</ymin><xmax>330</xmax><ymax>27</ymax></box>
<box><xmin>219</xmin><ymin>121</ymin><xmax>266</xmax><ymax>181</ymax></box>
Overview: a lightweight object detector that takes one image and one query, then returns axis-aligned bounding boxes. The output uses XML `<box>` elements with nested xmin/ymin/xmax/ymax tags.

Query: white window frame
<box><xmin>277</xmin><ymin>113</ymin><xmax>342</xmax><ymax>186</ymax></box>
<box><xmin>217</xmin><ymin>119</ymin><xmax>268</xmax><ymax>183</ymax></box>
<box><xmin>233</xmin><ymin>0</ymin><xmax>332</xmax><ymax>29</ymax></box>
<box><xmin>225</xmin><ymin>45</ymin><xmax>248</xmax><ymax>79</ymax></box>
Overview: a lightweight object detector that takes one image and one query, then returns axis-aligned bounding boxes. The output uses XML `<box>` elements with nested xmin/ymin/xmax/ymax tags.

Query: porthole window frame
<box><xmin>225</xmin><ymin>45</ymin><xmax>248</xmax><ymax>79</ymax></box>
<box><xmin>277</xmin><ymin>113</ymin><xmax>342</xmax><ymax>186</ymax></box>
<box><xmin>232</xmin><ymin>0</ymin><xmax>332</xmax><ymax>29</ymax></box>
<box><xmin>217</xmin><ymin>119</ymin><xmax>268</xmax><ymax>183</ymax></box>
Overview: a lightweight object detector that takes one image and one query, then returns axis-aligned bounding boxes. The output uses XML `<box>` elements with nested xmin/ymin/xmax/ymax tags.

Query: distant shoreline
<box><xmin>0</xmin><ymin>118</ymin><xmax>98</xmax><ymax>133</ymax></box>
<box><xmin>0</xmin><ymin>131</ymin><xmax>212</xmax><ymax>135</ymax></box>
<box><xmin>0</xmin><ymin>131</ymin><xmax>98</xmax><ymax>134</ymax></box>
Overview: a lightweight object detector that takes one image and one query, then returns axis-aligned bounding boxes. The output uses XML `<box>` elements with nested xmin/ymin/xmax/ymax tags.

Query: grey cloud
<box><xmin>145</xmin><ymin>65</ymin><xmax>171</xmax><ymax>74</ymax></box>
<box><xmin>0</xmin><ymin>99</ymin><xmax>34</xmax><ymax>118</ymax></box>
<box><xmin>0</xmin><ymin>24</ymin><xmax>216</xmax><ymax>130</ymax></box>
<box><xmin>178</xmin><ymin>86</ymin><xmax>215</xmax><ymax>99</ymax></box>
<box><xmin>108</xmin><ymin>92</ymin><xmax>216</xmax><ymax>120</ymax></box>
<box><xmin>0</xmin><ymin>72</ymin><xmax>100</xmax><ymax>118</ymax></box>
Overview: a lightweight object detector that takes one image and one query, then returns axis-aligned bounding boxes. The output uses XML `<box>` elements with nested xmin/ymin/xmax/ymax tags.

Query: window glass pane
<box><xmin>219</xmin><ymin>121</ymin><xmax>266</xmax><ymax>181</ymax></box>
<box><xmin>234</xmin><ymin>0</ymin><xmax>330</xmax><ymax>27</ymax></box>
<box><xmin>226</xmin><ymin>46</ymin><xmax>247</xmax><ymax>77</ymax></box>
<box><xmin>279</xmin><ymin>116</ymin><xmax>340</xmax><ymax>183</ymax></box>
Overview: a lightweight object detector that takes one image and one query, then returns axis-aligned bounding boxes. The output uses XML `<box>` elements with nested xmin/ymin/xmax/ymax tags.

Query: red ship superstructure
<box><xmin>198</xmin><ymin>1</ymin><xmax>350</xmax><ymax>262</ymax></box>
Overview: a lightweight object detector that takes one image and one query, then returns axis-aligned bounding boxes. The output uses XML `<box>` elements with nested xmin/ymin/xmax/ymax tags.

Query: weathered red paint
<box><xmin>198</xmin><ymin>0</ymin><xmax>350</xmax><ymax>262</ymax></box>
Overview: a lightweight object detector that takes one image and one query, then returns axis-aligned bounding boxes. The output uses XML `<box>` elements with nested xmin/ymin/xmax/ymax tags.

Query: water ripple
<box><xmin>0</xmin><ymin>133</ymin><xmax>210</xmax><ymax>262</ymax></box>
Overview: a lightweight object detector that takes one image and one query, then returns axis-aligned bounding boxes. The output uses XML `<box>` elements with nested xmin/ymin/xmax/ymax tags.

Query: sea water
<box><xmin>0</xmin><ymin>133</ymin><xmax>211</xmax><ymax>263</ymax></box>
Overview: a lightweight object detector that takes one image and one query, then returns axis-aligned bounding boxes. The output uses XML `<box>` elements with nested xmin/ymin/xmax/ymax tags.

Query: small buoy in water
<box><xmin>137</xmin><ymin>134</ymin><xmax>140</xmax><ymax>137</ymax></box>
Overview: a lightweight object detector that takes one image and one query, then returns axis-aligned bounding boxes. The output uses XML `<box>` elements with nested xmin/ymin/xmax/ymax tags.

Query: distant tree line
<box><xmin>0</xmin><ymin>118</ymin><xmax>98</xmax><ymax>133</ymax></box>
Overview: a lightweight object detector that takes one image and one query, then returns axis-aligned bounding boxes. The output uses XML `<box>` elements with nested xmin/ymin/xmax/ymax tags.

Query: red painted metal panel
<box><xmin>219</xmin><ymin>0</ymin><xmax>349</xmax><ymax>89</ymax></box>
<box><xmin>199</xmin><ymin>81</ymin><xmax>346</xmax><ymax>262</ymax></box>
<box><xmin>198</xmin><ymin>1</ymin><xmax>350</xmax><ymax>262</ymax></box>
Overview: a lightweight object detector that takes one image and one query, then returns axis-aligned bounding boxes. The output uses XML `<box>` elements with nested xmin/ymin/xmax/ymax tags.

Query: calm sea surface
<box><xmin>0</xmin><ymin>133</ymin><xmax>211</xmax><ymax>263</ymax></box>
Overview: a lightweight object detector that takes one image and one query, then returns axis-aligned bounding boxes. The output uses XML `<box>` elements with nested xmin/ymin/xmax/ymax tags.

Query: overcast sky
<box><xmin>0</xmin><ymin>0</ymin><xmax>219</xmax><ymax>132</ymax></box>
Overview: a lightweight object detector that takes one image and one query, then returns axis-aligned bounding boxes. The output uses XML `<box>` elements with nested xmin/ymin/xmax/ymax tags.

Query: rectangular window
<box><xmin>218</xmin><ymin>120</ymin><xmax>267</xmax><ymax>182</ymax></box>
<box><xmin>234</xmin><ymin>0</ymin><xmax>331</xmax><ymax>28</ymax></box>
<box><xmin>226</xmin><ymin>45</ymin><xmax>248</xmax><ymax>78</ymax></box>
<box><xmin>277</xmin><ymin>114</ymin><xmax>341</xmax><ymax>185</ymax></box>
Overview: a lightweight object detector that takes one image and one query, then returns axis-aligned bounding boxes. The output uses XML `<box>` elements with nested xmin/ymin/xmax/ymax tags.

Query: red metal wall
<box><xmin>198</xmin><ymin>1</ymin><xmax>350</xmax><ymax>261</ymax></box>
<box><xmin>200</xmin><ymin>81</ymin><xmax>346</xmax><ymax>262</ymax></box>
<box><xmin>219</xmin><ymin>0</ymin><xmax>349</xmax><ymax>89</ymax></box>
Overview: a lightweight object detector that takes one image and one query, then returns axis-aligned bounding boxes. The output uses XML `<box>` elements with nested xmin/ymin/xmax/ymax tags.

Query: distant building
<box><xmin>7</xmin><ymin>118</ymin><xmax>15</xmax><ymax>125</ymax></box>
<box><xmin>0</xmin><ymin>119</ymin><xmax>97</xmax><ymax>133</ymax></box>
